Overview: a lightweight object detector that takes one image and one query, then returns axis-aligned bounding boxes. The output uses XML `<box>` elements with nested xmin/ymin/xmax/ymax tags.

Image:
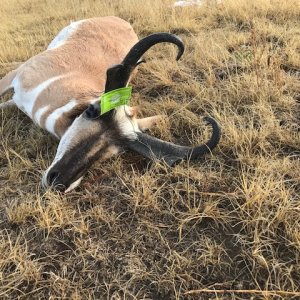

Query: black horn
<box><xmin>122</xmin><ymin>32</ymin><xmax>184</xmax><ymax>66</ymax></box>
<box><xmin>127</xmin><ymin>117</ymin><xmax>221</xmax><ymax>166</ymax></box>
<box><xmin>105</xmin><ymin>33</ymin><xmax>184</xmax><ymax>92</ymax></box>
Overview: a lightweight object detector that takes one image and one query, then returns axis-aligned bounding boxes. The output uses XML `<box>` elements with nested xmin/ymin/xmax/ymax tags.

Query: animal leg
<box><xmin>0</xmin><ymin>69</ymin><xmax>17</xmax><ymax>96</ymax></box>
<box><xmin>0</xmin><ymin>69</ymin><xmax>17</xmax><ymax>109</ymax></box>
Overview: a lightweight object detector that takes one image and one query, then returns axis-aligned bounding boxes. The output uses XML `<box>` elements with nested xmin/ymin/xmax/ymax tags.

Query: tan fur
<box><xmin>35</xmin><ymin>75</ymin><xmax>100</xmax><ymax>134</ymax></box>
<box><xmin>99</xmin><ymin>145</ymin><xmax>120</xmax><ymax>161</ymax></box>
<box><xmin>7</xmin><ymin>16</ymin><xmax>162</xmax><ymax>139</ymax></box>
<box><xmin>16</xmin><ymin>16</ymin><xmax>139</xmax><ymax>136</ymax></box>
<box><xmin>0</xmin><ymin>69</ymin><xmax>18</xmax><ymax>96</ymax></box>
<box><xmin>126</xmin><ymin>106</ymin><xmax>139</xmax><ymax>117</ymax></box>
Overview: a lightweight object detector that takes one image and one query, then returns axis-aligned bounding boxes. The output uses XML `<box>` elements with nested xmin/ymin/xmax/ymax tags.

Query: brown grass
<box><xmin>0</xmin><ymin>0</ymin><xmax>300</xmax><ymax>299</ymax></box>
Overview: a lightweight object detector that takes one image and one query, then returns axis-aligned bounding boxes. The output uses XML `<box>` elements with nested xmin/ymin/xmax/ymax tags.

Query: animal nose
<box><xmin>46</xmin><ymin>170</ymin><xmax>60</xmax><ymax>186</ymax></box>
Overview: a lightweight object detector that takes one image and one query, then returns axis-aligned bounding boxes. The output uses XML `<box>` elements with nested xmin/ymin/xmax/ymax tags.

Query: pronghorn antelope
<box><xmin>0</xmin><ymin>16</ymin><xmax>221</xmax><ymax>192</ymax></box>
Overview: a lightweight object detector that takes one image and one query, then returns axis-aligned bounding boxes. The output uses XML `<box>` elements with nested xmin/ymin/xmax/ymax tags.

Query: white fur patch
<box><xmin>42</xmin><ymin>114</ymin><xmax>90</xmax><ymax>189</ymax></box>
<box><xmin>12</xmin><ymin>75</ymin><xmax>62</xmax><ymax>119</ymax></box>
<box><xmin>45</xmin><ymin>99</ymin><xmax>78</xmax><ymax>137</ymax></box>
<box><xmin>42</xmin><ymin>116</ymin><xmax>80</xmax><ymax>188</ymax></box>
<box><xmin>47</xmin><ymin>20</ymin><xmax>84</xmax><ymax>50</ymax></box>
<box><xmin>53</xmin><ymin>114</ymin><xmax>82</xmax><ymax>160</ymax></box>
<box><xmin>114</xmin><ymin>105</ymin><xmax>140</xmax><ymax>139</ymax></box>
<box><xmin>34</xmin><ymin>105</ymin><xmax>49</xmax><ymax>125</ymax></box>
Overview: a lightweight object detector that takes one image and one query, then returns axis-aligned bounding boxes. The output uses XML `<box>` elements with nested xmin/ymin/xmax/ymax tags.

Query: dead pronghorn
<box><xmin>0</xmin><ymin>16</ymin><xmax>221</xmax><ymax>192</ymax></box>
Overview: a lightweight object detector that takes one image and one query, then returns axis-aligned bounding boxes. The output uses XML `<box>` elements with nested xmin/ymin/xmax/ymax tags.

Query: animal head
<box><xmin>42</xmin><ymin>33</ymin><xmax>221</xmax><ymax>192</ymax></box>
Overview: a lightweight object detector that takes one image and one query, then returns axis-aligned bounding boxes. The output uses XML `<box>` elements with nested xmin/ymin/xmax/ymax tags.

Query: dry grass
<box><xmin>0</xmin><ymin>0</ymin><xmax>300</xmax><ymax>299</ymax></box>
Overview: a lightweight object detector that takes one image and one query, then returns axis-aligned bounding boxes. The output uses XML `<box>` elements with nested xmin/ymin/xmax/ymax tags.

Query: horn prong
<box><xmin>137</xmin><ymin>115</ymin><xmax>165</xmax><ymax>131</ymax></box>
<box><xmin>126</xmin><ymin>106</ymin><xmax>139</xmax><ymax>117</ymax></box>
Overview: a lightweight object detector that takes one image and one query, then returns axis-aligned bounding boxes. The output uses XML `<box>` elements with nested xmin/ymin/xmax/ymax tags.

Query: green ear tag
<box><xmin>100</xmin><ymin>86</ymin><xmax>132</xmax><ymax>115</ymax></box>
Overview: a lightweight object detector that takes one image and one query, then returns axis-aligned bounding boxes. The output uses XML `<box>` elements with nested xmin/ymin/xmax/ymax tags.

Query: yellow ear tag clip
<box><xmin>100</xmin><ymin>86</ymin><xmax>132</xmax><ymax>115</ymax></box>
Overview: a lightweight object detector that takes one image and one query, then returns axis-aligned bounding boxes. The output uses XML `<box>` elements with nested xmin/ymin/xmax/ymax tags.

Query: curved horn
<box><xmin>105</xmin><ymin>33</ymin><xmax>184</xmax><ymax>92</ymax></box>
<box><xmin>122</xmin><ymin>32</ymin><xmax>184</xmax><ymax>66</ymax></box>
<box><xmin>127</xmin><ymin>117</ymin><xmax>221</xmax><ymax>166</ymax></box>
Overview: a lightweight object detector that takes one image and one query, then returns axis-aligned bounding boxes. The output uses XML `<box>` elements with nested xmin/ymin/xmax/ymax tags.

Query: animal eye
<box><xmin>85</xmin><ymin>104</ymin><xmax>100</xmax><ymax>119</ymax></box>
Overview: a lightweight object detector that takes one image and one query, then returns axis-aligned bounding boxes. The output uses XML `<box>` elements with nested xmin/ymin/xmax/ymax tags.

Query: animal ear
<box><xmin>84</xmin><ymin>103</ymin><xmax>100</xmax><ymax>119</ymax></box>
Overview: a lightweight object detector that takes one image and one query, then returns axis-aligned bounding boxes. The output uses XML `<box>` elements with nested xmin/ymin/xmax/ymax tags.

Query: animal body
<box><xmin>0</xmin><ymin>16</ymin><xmax>221</xmax><ymax>192</ymax></box>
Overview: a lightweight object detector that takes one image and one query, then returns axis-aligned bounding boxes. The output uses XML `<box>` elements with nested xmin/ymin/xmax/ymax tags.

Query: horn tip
<box><xmin>176</xmin><ymin>51</ymin><xmax>184</xmax><ymax>61</ymax></box>
<box><xmin>203</xmin><ymin>116</ymin><xmax>221</xmax><ymax>149</ymax></box>
<box><xmin>204</xmin><ymin>116</ymin><xmax>220</xmax><ymax>127</ymax></box>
